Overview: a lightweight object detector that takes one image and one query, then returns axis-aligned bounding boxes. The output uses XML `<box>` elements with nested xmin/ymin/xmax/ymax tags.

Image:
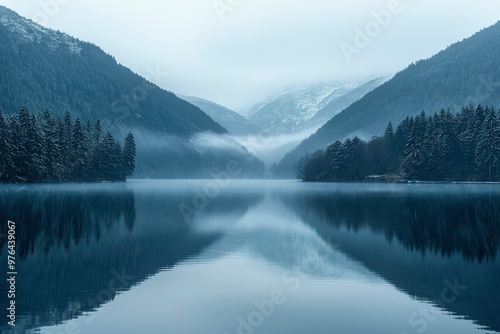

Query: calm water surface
<box><xmin>0</xmin><ymin>180</ymin><xmax>499</xmax><ymax>334</ymax></box>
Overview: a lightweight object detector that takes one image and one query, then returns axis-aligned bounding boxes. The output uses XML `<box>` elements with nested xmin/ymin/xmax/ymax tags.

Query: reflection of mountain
<box><xmin>195</xmin><ymin>194</ymin><xmax>380</xmax><ymax>281</ymax></box>
<box><xmin>0</xmin><ymin>184</ymin><xmax>262</xmax><ymax>333</ymax></box>
<box><xmin>2</xmin><ymin>182</ymin><xmax>498</xmax><ymax>333</ymax></box>
<box><xmin>281</xmin><ymin>187</ymin><xmax>500</xmax><ymax>333</ymax></box>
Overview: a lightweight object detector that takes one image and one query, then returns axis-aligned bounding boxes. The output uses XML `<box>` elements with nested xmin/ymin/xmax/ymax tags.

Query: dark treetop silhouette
<box><xmin>297</xmin><ymin>104</ymin><xmax>500</xmax><ymax>182</ymax></box>
<box><xmin>0</xmin><ymin>108</ymin><xmax>136</xmax><ymax>183</ymax></box>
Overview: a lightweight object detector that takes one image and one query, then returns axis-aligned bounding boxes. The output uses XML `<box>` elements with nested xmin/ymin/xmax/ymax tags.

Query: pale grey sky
<box><xmin>2</xmin><ymin>0</ymin><xmax>500</xmax><ymax>110</ymax></box>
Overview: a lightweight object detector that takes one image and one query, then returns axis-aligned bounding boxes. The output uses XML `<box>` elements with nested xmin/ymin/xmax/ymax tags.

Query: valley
<box><xmin>0</xmin><ymin>3</ymin><xmax>499</xmax><ymax>334</ymax></box>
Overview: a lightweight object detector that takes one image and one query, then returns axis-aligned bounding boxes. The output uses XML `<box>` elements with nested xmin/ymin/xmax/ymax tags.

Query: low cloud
<box><xmin>233</xmin><ymin>128</ymin><xmax>318</xmax><ymax>166</ymax></box>
<box><xmin>190</xmin><ymin>132</ymin><xmax>250</xmax><ymax>155</ymax></box>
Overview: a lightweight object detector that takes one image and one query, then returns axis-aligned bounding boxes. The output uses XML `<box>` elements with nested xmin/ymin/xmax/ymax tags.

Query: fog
<box><xmin>127</xmin><ymin>128</ymin><xmax>254</xmax><ymax>157</ymax></box>
<box><xmin>2</xmin><ymin>0</ymin><xmax>500</xmax><ymax>109</ymax></box>
<box><xmin>233</xmin><ymin>128</ymin><xmax>318</xmax><ymax>167</ymax></box>
<box><xmin>190</xmin><ymin>132</ymin><xmax>249</xmax><ymax>155</ymax></box>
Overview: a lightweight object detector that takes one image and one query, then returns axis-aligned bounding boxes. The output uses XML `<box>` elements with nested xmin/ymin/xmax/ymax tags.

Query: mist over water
<box><xmin>1</xmin><ymin>181</ymin><xmax>498</xmax><ymax>334</ymax></box>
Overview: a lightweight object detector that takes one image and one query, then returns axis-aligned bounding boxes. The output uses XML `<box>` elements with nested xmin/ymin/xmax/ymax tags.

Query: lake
<box><xmin>0</xmin><ymin>180</ymin><xmax>499</xmax><ymax>334</ymax></box>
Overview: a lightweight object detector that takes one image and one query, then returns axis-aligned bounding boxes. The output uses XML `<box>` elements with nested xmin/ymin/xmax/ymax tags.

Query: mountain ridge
<box><xmin>246</xmin><ymin>79</ymin><xmax>385</xmax><ymax>136</ymax></box>
<box><xmin>0</xmin><ymin>5</ymin><xmax>226</xmax><ymax>137</ymax></box>
<box><xmin>0</xmin><ymin>5</ymin><xmax>269</xmax><ymax>178</ymax></box>
<box><xmin>180</xmin><ymin>95</ymin><xmax>261</xmax><ymax>135</ymax></box>
<box><xmin>275</xmin><ymin>20</ymin><xmax>500</xmax><ymax>176</ymax></box>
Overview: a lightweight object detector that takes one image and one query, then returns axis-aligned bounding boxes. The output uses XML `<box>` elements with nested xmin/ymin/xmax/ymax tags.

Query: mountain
<box><xmin>180</xmin><ymin>95</ymin><xmax>261</xmax><ymax>135</ymax></box>
<box><xmin>0</xmin><ymin>6</ymin><xmax>265</xmax><ymax>178</ymax></box>
<box><xmin>275</xmin><ymin>21</ymin><xmax>500</xmax><ymax>176</ymax></box>
<box><xmin>0</xmin><ymin>6</ymin><xmax>224</xmax><ymax>136</ymax></box>
<box><xmin>303</xmin><ymin>78</ymin><xmax>386</xmax><ymax>131</ymax></box>
<box><xmin>246</xmin><ymin>79</ymin><xmax>384</xmax><ymax>136</ymax></box>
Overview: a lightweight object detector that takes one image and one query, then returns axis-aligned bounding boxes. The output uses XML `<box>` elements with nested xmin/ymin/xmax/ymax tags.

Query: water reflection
<box><xmin>0</xmin><ymin>185</ymin><xmax>136</xmax><ymax>258</ymax></box>
<box><xmin>281</xmin><ymin>185</ymin><xmax>500</xmax><ymax>332</ymax></box>
<box><xmin>0</xmin><ymin>181</ymin><xmax>498</xmax><ymax>334</ymax></box>
<box><xmin>283</xmin><ymin>187</ymin><xmax>500</xmax><ymax>262</ymax></box>
<box><xmin>0</xmin><ymin>182</ymin><xmax>263</xmax><ymax>333</ymax></box>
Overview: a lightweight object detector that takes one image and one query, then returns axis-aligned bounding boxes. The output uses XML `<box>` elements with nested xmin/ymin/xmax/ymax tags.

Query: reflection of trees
<box><xmin>283</xmin><ymin>189</ymin><xmax>500</xmax><ymax>333</ymax></box>
<box><xmin>286</xmin><ymin>192</ymin><xmax>500</xmax><ymax>262</ymax></box>
<box><xmin>0</xmin><ymin>186</ymin><xmax>263</xmax><ymax>332</ymax></box>
<box><xmin>0</xmin><ymin>188</ymin><xmax>136</xmax><ymax>258</ymax></box>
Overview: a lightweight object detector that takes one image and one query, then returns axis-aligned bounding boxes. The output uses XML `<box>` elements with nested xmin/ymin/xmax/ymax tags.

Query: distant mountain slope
<box><xmin>303</xmin><ymin>78</ymin><xmax>386</xmax><ymax>130</ymax></box>
<box><xmin>276</xmin><ymin>21</ymin><xmax>500</xmax><ymax>176</ymax></box>
<box><xmin>0</xmin><ymin>6</ymin><xmax>266</xmax><ymax>178</ymax></box>
<box><xmin>0</xmin><ymin>5</ymin><xmax>225</xmax><ymax>136</ymax></box>
<box><xmin>246</xmin><ymin>79</ymin><xmax>383</xmax><ymax>136</ymax></box>
<box><xmin>181</xmin><ymin>95</ymin><xmax>261</xmax><ymax>135</ymax></box>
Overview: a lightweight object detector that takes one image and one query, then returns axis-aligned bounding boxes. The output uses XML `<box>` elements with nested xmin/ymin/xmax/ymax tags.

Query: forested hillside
<box><xmin>0</xmin><ymin>6</ymin><xmax>225</xmax><ymax>136</ymax></box>
<box><xmin>0</xmin><ymin>6</ymin><xmax>268</xmax><ymax>178</ymax></box>
<box><xmin>277</xmin><ymin>21</ymin><xmax>500</xmax><ymax>176</ymax></box>
<box><xmin>181</xmin><ymin>95</ymin><xmax>261</xmax><ymax>135</ymax></box>
<box><xmin>297</xmin><ymin>105</ymin><xmax>500</xmax><ymax>182</ymax></box>
<box><xmin>0</xmin><ymin>108</ymin><xmax>135</xmax><ymax>182</ymax></box>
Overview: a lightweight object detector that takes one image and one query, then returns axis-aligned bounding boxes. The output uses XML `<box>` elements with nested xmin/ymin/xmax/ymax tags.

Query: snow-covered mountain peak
<box><xmin>245</xmin><ymin>79</ymin><xmax>382</xmax><ymax>136</ymax></box>
<box><xmin>0</xmin><ymin>6</ymin><xmax>82</xmax><ymax>54</ymax></box>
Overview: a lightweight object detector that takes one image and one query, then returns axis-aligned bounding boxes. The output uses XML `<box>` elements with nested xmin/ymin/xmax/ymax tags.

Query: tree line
<box><xmin>0</xmin><ymin>108</ymin><xmax>136</xmax><ymax>183</ymax></box>
<box><xmin>297</xmin><ymin>104</ymin><xmax>500</xmax><ymax>182</ymax></box>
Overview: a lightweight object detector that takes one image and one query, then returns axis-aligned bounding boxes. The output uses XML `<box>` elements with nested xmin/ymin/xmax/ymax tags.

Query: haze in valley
<box><xmin>2</xmin><ymin>0</ymin><xmax>500</xmax><ymax>110</ymax></box>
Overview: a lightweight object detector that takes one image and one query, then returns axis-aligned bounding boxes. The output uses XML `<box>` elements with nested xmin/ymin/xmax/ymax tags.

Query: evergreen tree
<box><xmin>455</xmin><ymin>105</ymin><xmax>476</xmax><ymax>178</ymax></box>
<box><xmin>53</xmin><ymin>116</ymin><xmax>66</xmax><ymax>180</ymax></box>
<box><xmin>8</xmin><ymin>113</ymin><xmax>24</xmax><ymax>182</ymax></box>
<box><xmin>348</xmin><ymin>137</ymin><xmax>365</xmax><ymax>180</ymax></box>
<box><xmin>0</xmin><ymin>108</ymin><xmax>136</xmax><ymax>183</ymax></box>
<box><xmin>382</xmin><ymin>122</ymin><xmax>397</xmax><ymax>173</ymax></box>
<box><xmin>295</xmin><ymin>153</ymin><xmax>310</xmax><ymax>181</ymax></box>
<box><xmin>302</xmin><ymin>150</ymin><xmax>326</xmax><ymax>181</ymax></box>
<box><xmin>384</xmin><ymin>122</ymin><xmax>394</xmax><ymax>140</ymax></box>
<box><xmin>475</xmin><ymin>108</ymin><xmax>500</xmax><ymax>180</ymax></box>
<box><xmin>29</xmin><ymin>114</ymin><xmax>47</xmax><ymax>180</ymax></box>
<box><xmin>296</xmin><ymin>104</ymin><xmax>500</xmax><ymax>183</ymax></box>
<box><xmin>122</xmin><ymin>132</ymin><xmax>136</xmax><ymax>179</ymax></box>
<box><xmin>69</xmin><ymin>119</ymin><xmax>90</xmax><ymax>181</ymax></box>
<box><xmin>395</xmin><ymin>117</ymin><xmax>414</xmax><ymax>159</ymax></box>
<box><xmin>62</xmin><ymin>111</ymin><xmax>73</xmax><ymax>179</ymax></box>
<box><xmin>94</xmin><ymin>120</ymin><xmax>102</xmax><ymax>144</ymax></box>
<box><xmin>325</xmin><ymin>141</ymin><xmax>343</xmax><ymax>180</ymax></box>
<box><xmin>42</xmin><ymin>111</ymin><xmax>57</xmax><ymax>181</ymax></box>
<box><xmin>100</xmin><ymin>132</ymin><xmax>120</xmax><ymax>181</ymax></box>
<box><xmin>0</xmin><ymin>110</ymin><xmax>10</xmax><ymax>181</ymax></box>
<box><xmin>17</xmin><ymin>108</ymin><xmax>37</xmax><ymax>181</ymax></box>
<box><xmin>402</xmin><ymin>111</ymin><xmax>430</xmax><ymax>180</ymax></box>
<box><xmin>436</xmin><ymin>109</ymin><xmax>459</xmax><ymax>179</ymax></box>
<box><xmin>337</xmin><ymin>139</ymin><xmax>352</xmax><ymax>181</ymax></box>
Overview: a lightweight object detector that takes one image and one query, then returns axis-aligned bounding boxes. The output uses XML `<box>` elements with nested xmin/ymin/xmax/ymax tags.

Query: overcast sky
<box><xmin>2</xmin><ymin>0</ymin><xmax>500</xmax><ymax>110</ymax></box>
